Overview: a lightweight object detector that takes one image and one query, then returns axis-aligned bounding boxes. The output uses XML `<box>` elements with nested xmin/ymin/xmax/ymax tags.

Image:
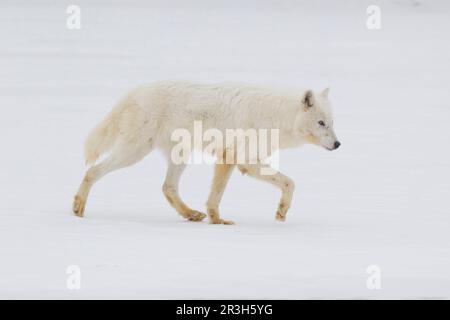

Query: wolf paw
<box><xmin>275</xmin><ymin>213</ymin><xmax>286</xmax><ymax>222</ymax></box>
<box><xmin>209</xmin><ymin>218</ymin><xmax>235</xmax><ymax>225</ymax></box>
<box><xmin>186</xmin><ymin>210</ymin><xmax>207</xmax><ymax>222</ymax></box>
<box><xmin>73</xmin><ymin>195</ymin><xmax>85</xmax><ymax>217</ymax></box>
<box><xmin>275</xmin><ymin>202</ymin><xmax>288</xmax><ymax>222</ymax></box>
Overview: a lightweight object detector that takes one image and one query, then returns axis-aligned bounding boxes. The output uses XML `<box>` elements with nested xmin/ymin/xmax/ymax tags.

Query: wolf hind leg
<box><xmin>162</xmin><ymin>162</ymin><xmax>207</xmax><ymax>222</ymax></box>
<box><xmin>206</xmin><ymin>163</ymin><xmax>236</xmax><ymax>225</ymax></box>
<box><xmin>73</xmin><ymin>139</ymin><xmax>154</xmax><ymax>217</ymax></box>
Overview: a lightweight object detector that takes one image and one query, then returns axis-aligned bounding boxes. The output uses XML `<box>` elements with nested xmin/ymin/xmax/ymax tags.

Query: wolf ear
<box><xmin>302</xmin><ymin>90</ymin><xmax>314</xmax><ymax>109</ymax></box>
<box><xmin>321</xmin><ymin>87</ymin><xmax>330</xmax><ymax>98</ymax></box>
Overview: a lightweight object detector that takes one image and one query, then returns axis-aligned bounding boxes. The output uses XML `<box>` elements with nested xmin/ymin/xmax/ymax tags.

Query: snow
<box><xmin>1</xmin><ymin>0</ymin><xmax>450</xmax><ymax>299</ymax></box>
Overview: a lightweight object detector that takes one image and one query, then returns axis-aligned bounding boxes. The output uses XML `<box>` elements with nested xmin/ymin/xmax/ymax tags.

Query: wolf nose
<box><xmin>334</xmin><ymin>141</ymin><xmax>341</xmax><ymax>149</ymax></box>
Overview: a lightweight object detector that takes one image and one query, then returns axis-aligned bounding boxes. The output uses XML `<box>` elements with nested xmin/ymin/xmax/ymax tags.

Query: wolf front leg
<box><xmin>238</xmin><ymin>163</ymin><xmax>295</xmax><ymax>221</ymax></box>
<box><xmin>206</xmin><ymin>163</ymin><xmax>236</xmax><ymax>225</ymax></box>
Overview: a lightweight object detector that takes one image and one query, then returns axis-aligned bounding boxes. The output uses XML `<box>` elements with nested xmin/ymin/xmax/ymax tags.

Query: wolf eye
<box><xmin>318</xmin><ymin>120</ymin><xmax>325</xmax><ymax>126</ymax></box>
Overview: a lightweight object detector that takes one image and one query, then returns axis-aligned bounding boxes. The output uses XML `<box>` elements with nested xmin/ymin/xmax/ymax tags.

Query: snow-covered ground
<box><xmin>1</xmin><ymin>0</ymin><xmax>449</xmax><ymax>299</ymax></box>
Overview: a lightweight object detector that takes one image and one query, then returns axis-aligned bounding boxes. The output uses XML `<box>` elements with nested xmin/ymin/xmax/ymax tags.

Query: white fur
<box><xmin>74</xmin><ymin>81</ymin><xmax>339</xmax><ymax>223</ymax></box>
<box><xmin>85</xmin><ymin>81</ymin><xmax>337</xmax><ymax>165</ymax></box>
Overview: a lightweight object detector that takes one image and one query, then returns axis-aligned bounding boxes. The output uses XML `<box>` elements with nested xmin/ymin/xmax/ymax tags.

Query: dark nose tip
<box><xmin>334</xmin><ymin>141</ymin><xmax>341</xmax><ymax>149</ymax></box>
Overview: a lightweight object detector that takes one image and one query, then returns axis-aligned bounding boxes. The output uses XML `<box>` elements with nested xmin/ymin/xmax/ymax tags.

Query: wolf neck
<box><xmin>277</xmin><ymin>95</ymin><xmax>307</xmax><ymax>150</ymax></box>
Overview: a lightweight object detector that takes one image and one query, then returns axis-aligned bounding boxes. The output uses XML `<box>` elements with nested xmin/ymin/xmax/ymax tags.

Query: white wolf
<box><xmin>73</xmin><ymin>81</ymin><xmax>340</xmax><ymax>224</ymax></box>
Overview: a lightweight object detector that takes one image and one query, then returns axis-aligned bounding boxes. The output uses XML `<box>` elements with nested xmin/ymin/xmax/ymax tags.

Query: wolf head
<box><xmin>294</xmin><ymin>88</ymin><xmax>340</xmax><ymax>151</ymax></box>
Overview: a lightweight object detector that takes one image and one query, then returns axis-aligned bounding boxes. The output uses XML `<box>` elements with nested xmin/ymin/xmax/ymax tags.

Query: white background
<box><xmin>0</xmin><ymin>0</ymin><xmax>449</xmax><ymax>298</ymax></box>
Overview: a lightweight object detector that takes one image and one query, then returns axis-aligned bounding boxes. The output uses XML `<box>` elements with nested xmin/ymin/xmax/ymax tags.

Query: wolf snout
<box><xmin>333</xmin><ymin>141</ymin><xmax>341</xmax><ymax>150</ymax></box>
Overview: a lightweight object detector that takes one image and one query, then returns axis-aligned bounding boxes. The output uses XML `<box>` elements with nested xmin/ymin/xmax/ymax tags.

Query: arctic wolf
<box><xmin>73</xmin><ymin>81</ymin><xmax>340</xmax><ymax>224</ymax></box>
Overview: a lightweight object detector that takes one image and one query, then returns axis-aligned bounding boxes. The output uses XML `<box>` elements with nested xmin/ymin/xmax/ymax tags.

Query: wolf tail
<box><xmin>84</xmin><ymin>111</ymin><xmax>120</xmax><ymax>166</ymax></box>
